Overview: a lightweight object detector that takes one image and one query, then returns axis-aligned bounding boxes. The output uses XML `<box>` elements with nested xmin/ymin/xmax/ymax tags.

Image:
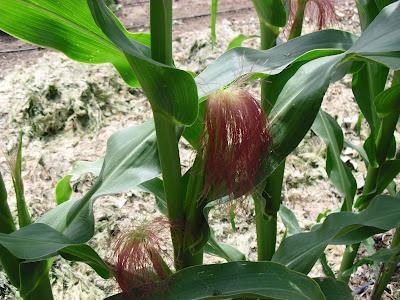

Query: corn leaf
<box><xmin>0</xmin><ymin>223</ymin><xmax>109</xmax><ymax>279</ymax></box>
<box><xmin>312</xmin><ymin>110</ymin><xmax>357</xmax><ymax>210</ymax></box>
<box><xmin>226</xmin><ymin>34</ymin><xmax>259</xmax><ymax>50</ymax></box>
<box><xmin>0</xmin><ymin>0</ymin><xmax>148</xmax><ymax>86</ymax></box>
<box><xmin>314</xmin><ymin>277</ymin><xmax>353</xmax><ymax>300</ymax></box>
<box><xmin>347</xmin><ymin>1</ymin><xmax>400</xmax><ymax>68</ymax></box>
<box><xmin>55</xmin><ymin>175</ymin><xmax>73</xmax><ymax>205</ymax></box>
<box><xmin>106</xmin><ymin>261</ymin><xmax>325</xmax><ymax>300</ymax></box>
<box><xmin>38</xmin><ymin>120</ymin><xmax>160</xmax><ymax>243</ymax></box>
<box><xmin>195</xmin><ymin>29</ymin><xmax>356</xmax><ymax>97</ymax></box>
<box><xmin>272</xmin><ymin>195</ymin><xmax>400</xmax><ymax>274</ymax></box>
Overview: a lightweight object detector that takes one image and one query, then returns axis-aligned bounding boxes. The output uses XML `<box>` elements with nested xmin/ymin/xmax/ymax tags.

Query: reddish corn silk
<box><xmin>202</xmin><ymin>89</ymin><xmax>271</xmax><ymax>198</ymax></box>
<box><xmin>289</xmin><ymin>0</ymin><xmax>337</xmax><ymax>30</ymax></box>
<box><xmin>113</xmin><ymin>218</ymin><xmax>170</xmax><ymax>296</ymax></box>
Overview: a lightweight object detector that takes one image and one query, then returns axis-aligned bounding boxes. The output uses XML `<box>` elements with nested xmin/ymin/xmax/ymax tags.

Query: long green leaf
<box><xmin>195</xmin><ymin>30</ymin><xmax>356</xmax><ymax>97</ymax></box>
<box><xmin>357</xmin><ymin>0</ymin><xmax>380</xmax><ymax>30</ymax></box>
<box><xmin>60</xmin><ymin>244</ymin><xmax>110</xmax><ymax>279</ymax></box>
<box><xmin>312</xmin><ymin>110</ymin><xmax>357</xmax><ymax>210</ymax></box>
<box><xmin>347</xmin><ymin>1</ymin><xmax>400</xmax><ymax>68</ymax></box>
<box><xmin>0</xmin><ymin>223</ymin><xmax>109</xmax><ymax>279</ymax></box>
<box><xmin>0</xmin><ymin>0</ymin><xmax>145</xmax><ymax>86</ymax></box>
<box><xmin>272</xmin><ymin>195</ymin><xmax>400</xmax><ymax>274</ymax></box>
<box><xmin>87</xmin><ymin>0</ymin><xmax>199</xmax><ymax>125</ymax></box>
<box><xmin>38</xmin><ymin>120</ymin><xmax>160</xmax><ymax>243</ymax></box>
<box><xmin>107</xmin><ymin>261</ymin><xmax>325</xmax><ymax>300</ymax></box>
<box><xmin>314</xmin><ymin>277</ymin><xmax>353</xmax><ymax>300</ymax></box>
<box><xmin>265</xmin><ymin>55</ymin><xmax>344</xmax><ymax>178</ymax></box>
<box><xmin>375</xmin><ymin>0</ymin><xmax>397</xmax><ymax>10</ymax></box>
<box><xmin>204</xmin><ymin>231</ymin><xmax>246</xmax><ymax>262</ymax></box>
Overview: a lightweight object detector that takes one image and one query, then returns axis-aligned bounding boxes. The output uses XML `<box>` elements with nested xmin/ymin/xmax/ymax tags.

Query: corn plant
<box><xmin>0</xmin><ymin>0</ymin><xmax>399</xmax><ymax>299</ymax></box>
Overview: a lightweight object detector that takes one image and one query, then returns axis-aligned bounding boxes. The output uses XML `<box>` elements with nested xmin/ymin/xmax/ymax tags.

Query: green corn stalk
<box><xmin>149</xmin><ymin>0</ymin><xmax>201</xmax><ymax>269</ymax></box>
<box><xmin>0</xmin><ymin>171</ymin><xmax>21</xmax><ymax>288</ymax></box>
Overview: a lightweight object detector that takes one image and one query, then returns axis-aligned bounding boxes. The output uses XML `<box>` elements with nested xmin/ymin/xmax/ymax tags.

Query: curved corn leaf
<box><xmin>38</xmin><ymin>120</ymin><xmax>159</xmax><ymax>243</ymax></box>
<box><xmin>87</xmin><ymin>0</ymin><xmax>199</xmax><ymax>125</ymax></box>
<box><xmin>0</xmin><ymin>0</ymin><xmax>147</xmax><ymax>86</ymax></box>
<box><xmin>314</xmin><ymin>277</ymin><xmax>353</xmax><ymax>300</ymax></box>
<box><xmin>312</xmin><ymin>110</ymin><xmax>357</xmax><ymax>210</ymax></box>
<box><xmin>60</xmin><ymin>244</ymin><xmax>110</xmax><ymax>279</ymax></box>
<box><xmin>227</xmin><ymin>34</ymin><xmax>259</xmax><ymax>50</ymax></box>
<box><xmin>265</xmin><ymin>55</ymin><xmax>344</xmax><ymax>177</ymax></box>
<box><xmin>0</xmin><ymin>223</ymin><xmax>109</xmax><ymax>279</ymax></box>
<box><xmin>272</xmin><ymin>195</ymin><xmax>400</xmax><ymax>274</ymax></box>
<box><xmin>55</xmin><ymin>175</ymin><xmax>73</xmax><ymax>205</ymax></box>
<box><xmin>204</xmin><ymin>230</ymin><xmax>246</xmax><ymax>262</ymax></box>
<box><xmin>357</xmin><ymin>0</ymin><xmax>380</xmax><ymax>31</ymax></box>
<box><xmin>106</xmin><ymin>261</ymin><xmax>325</xmax><ymax>300</ymax></box>
<box><xmin>279</xmin><ymin>204</ymin><xmax>302</xmax><ymax>236</ymax></box>
<box><xmin>195</xmin><ymin>29</ymin><xmax>356</xmax><ymax>97</ymax></box>
<box><xmin>347</xmin><ymin>1</ymin><xmax>400</xmax><ymax>68</ymax></box>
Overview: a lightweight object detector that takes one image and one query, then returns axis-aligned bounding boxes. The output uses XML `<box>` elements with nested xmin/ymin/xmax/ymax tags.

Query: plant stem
<box><xmin>337</xmin><ymin>243</ymin><xmax>360</xmax><ymax>282</ymax></box>
<box><xmin>254</xmin><ymin>17</ymin><xmax>280</xmax><ymax>261</ymax></box>
<box><xmin>254</xmin><ymin>192</ymin><xmax>277</xmax><ymax>261</ymax></box>
<box><xmin>0</xmin><ymin>171</ymin><xmax>21</xmax><ymax>287</ymax></box>
<box><xmin>288</xmin><ymin>0</ymin><xmax>307</xmax><ymax>40</ymax></box>
<box><xmin>260</xmin><ymin>22</ymin><xmax>278</xmax><ymax>52</ymax></box>
<box><xmin>150</xmin><ymin>0</ymin><xmax>173</xmax><ymax>66</ymax></box>
<box><xmin>152</xmin><ymin>112</ymin><xmax>187</xmax><ymax>270</ymax></box>
<box><xmin>150</xmin><ymin>0</ymin><xmax>199</xmax><ymax>270</ymax></box>
<box><xmin>255</xmin><ymin>5</ymin><xmax>306</xmax><ymax>261</ymax></box>
<box><xmin>371</xmin><ymin>228</ymin><xmax>400</xmax><ymax>300</ymax></box>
